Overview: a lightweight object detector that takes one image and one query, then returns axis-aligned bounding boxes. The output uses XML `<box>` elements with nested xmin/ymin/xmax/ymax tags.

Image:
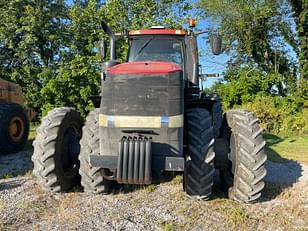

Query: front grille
<box><xmin>101</xmin><ymin>72</ymin><xmax>183</xmax><ymax>116</ymax></box>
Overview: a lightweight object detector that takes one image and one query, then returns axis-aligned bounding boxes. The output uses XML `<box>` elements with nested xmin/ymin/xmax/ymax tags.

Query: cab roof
<box><xmin>129</xmin><ymin>28</ymin><xmax>187</xmax><ymax>36</ymax></box>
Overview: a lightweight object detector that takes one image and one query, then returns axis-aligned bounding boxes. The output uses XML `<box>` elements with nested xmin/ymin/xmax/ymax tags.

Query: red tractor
<box><xmin>32</xmin><ymin>20</ymin><xmax>266</xmax><ymax>203</ymax></box>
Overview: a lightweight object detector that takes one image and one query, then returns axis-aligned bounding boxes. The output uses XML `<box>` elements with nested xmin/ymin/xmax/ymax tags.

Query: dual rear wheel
<box><xmin>32</xmin><ymin>107</ymin><xmax>111</xmax><ymax>193</ymax></box>
<box><xmin>183</xmin><ymin>108</ymin><xmax>266</xmax><ymax>202</ymax></box>
<box><xmin>32</xmin><ymin>107</ymin><xmax>83</xmax><ymax>192</ymax></box>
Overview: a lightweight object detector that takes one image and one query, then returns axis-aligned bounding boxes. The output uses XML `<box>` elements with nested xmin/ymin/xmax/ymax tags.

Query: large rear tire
<box><xmin>183</xmin><ymin>108</ymin><xmax>215</xmax><ymax>199</ymax></box>
<box><xmin>0</xmin><ymin>102</ymin><xmax>29</xmax><ymax>154</ymax></box>
<box><xmin>32</xmin><ymin>107</ymin><xmax>83</xmax><ymax>192</ymax></box>
<box><xmin>79</xmin><ymin>109</ymin><xmax>111</xmax><ymax>194</ymax></box>
<box><xmin>220</xmin><ymin>109</ymin><xmax>267</xmax><ymax>203</ymax></box>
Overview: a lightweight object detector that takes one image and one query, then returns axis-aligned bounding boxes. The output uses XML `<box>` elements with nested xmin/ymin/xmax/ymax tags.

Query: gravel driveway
<box><xmin>1</xmin><ymin>149</ymin><xmax>308</xmax><ymax>230</ymax></box>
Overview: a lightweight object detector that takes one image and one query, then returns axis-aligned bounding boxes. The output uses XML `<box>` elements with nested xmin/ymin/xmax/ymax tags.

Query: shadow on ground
<box><xmin>264</xmin><ymin>133</ymin><xmax>288</xmax><ymax>163</ymax></box>
<box><xmin>86</xmin><ymin>172</ymin><xmax>183</xmax><ymax>194</ymax></box>
<box><xmin>0</xmin><ymin>178</ymin><xmax>27</xmax><ymax>192</ymax></box>
<box><xmin>0</xmin><ymin>139</ymin><xmax>34</xmax><ymax>179</ymax></box>
<box><xmin>261</xmin><ymin>133</ymin><xmax>303</xmax><ymax>201</ymax></box>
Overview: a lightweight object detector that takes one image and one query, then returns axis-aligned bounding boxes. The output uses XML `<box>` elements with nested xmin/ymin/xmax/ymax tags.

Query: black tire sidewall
<box><xmin>79</xmin><ymin>109</ymin><xmax>111</xmax><ymax>194</ymax></box>
<box><xmin>183</xmin><ymin>108</ymin><xmax>215</xmax><ymax>198</ymax></box>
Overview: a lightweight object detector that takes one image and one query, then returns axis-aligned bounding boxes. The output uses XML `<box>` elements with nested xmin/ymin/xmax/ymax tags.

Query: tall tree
<box><xmin>289</xmin><ymin>0</ymin><xmax>308</xmax><ymax>100</ymax></box>
<box><xmin>290</xmin><ymin>0</ymin><xmax>308</xmax><ymax>81</ymax></box>
<box><xmin>198</xmin><ymin>0</ymin><xmax>298</xmax><ymax>95</ymax></box>
<box><xmin>0</xmin><ymin>0</ymin><xmax>68</xmax><ymax>108</ymax></box>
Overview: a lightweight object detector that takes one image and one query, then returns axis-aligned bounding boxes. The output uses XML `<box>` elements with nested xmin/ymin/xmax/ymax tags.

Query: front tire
<box><xmin>220</xmin><ymin>109</ymin><xmax>267</xmax><ymax>203</ymax></box>
<box><xmin>79</xmin><ymin>109</ymin><xmax>111</xmax><ymax>194</ymax></box>
<box><xmin>32</xmin><ymin>107</ymin><xmax>83</xmax><ymax>192</ymax></box>
<box><xmin>183</xmin><ymin>108</ymin><xmax>215</xmax><ymax>199</ymax></box>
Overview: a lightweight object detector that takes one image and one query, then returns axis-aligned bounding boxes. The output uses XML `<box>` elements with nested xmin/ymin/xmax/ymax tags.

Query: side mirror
<box><xmin>210</xmin><ymin>34</ymin><xmax>222</xmax><ymax>55</ymax></box>
<box><xmin>98</xmin><ymin>39</ymin><xmax>107</xmax><ymax>60</ymax></box>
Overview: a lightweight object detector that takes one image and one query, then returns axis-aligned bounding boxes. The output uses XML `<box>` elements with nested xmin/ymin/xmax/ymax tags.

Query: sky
<box><xmin>195</xmin><ymin>18</ymin><xmax>228</xmax><ymax>87</ymax></box>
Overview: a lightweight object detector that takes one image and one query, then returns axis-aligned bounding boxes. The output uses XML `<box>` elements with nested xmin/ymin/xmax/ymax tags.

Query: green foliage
<box><xmin>209</xmin><ymin>67</ymin><xmax>282</xmax><ymax>108</ymax></box>
<box><xmin>39</xmin><ymin>1</ymin><xmax>104</xmax><ymax>116</ymax></box>
<box><xmin>239</xmin><ymin>95</ymin><xmax>307</xmax><ymax>135</ymax></box>
<box><xmin>0</xmin><ymin>0</ymin><xmax>68</xmax><ymax>109</ymax></box>
<box><xmin>289</xmin><ymin>0</ymin><xmax>308</xmax><ymax>81</ymax></box>
<box><xmin>40</xmin><ymin>56</ymin><xmax>101</xmax><ymax>116</ymax></box>
<box><xmin>0</xmin><ymin>0</ymin><xmax>190</xmax><ymax>116</ymax></box>
<box><xmin>198</xmin><ymin>0</ymin><xmax>298</xmax><ymax>95</ymax></box>
<box><xmin>208</xmin><ymin>66</ymin><xmax>307</xmax><ymax>135</ymax></box>
<box><xmin>200</xmin><ymin>0</ymin><xmax>307</xmax><ymax>135</ymax></box>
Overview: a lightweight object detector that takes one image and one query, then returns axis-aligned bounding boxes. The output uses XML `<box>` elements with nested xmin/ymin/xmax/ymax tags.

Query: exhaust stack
<box><xmin>102</xmin><ymin>21</ymin><xmax>116</xmax><ymax>61</ymax></box>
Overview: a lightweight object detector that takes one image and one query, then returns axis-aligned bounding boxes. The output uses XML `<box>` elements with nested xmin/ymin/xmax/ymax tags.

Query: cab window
<box><xmin>128</xmin><ymin>37</ymin><xmax>184</xmax><ymax>67</ymax></box>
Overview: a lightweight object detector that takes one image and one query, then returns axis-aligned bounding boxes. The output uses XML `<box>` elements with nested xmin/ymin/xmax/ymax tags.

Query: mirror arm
<box><xmin>114</xmin><ymin>31</ymin><xmax>128</xmax><ymax>37</ymax></box>
<box><xmin>194</xmin><ymin>30</ymin><xmax>208</xmax><ymax>36</ymax></box>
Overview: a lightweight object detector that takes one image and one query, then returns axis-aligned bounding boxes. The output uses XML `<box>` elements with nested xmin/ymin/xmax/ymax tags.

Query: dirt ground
<box><xmin>0</xmin><ymin>150</ymin><xmax>308</xmax><ymax>231</ymax></box>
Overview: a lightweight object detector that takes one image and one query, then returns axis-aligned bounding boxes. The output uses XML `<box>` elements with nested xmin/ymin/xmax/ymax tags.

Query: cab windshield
<box><xmin>128</xmin><ymin>37</ymin><xmax>184</xmax><ymax>67</ymax></box>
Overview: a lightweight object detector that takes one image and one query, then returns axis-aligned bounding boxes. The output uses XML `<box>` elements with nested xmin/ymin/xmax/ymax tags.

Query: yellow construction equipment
<box><xmin>0</xmin><ymin>79</ymin><xmax>35</xmax><ymax>154</ymax></box>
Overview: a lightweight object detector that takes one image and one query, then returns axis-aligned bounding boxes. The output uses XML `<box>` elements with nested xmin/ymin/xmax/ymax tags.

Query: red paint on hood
<box><xmin>107</xmin><ymin>61</ymin><xmax>182</xmax><ymax>75</ymax></box>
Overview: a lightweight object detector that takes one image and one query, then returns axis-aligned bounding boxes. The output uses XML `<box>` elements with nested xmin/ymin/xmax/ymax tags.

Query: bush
<box><xmin>209</xmin><ymin>67</ymin><xmax>282</xmax><ymax>109</ymax></box>
<box><xmin>206</xmin><ymin>67</ymin><xmax>307</xmax><ymax>135</ymax></box>
<box><xmin>240</xmin><ymin>95</ymin><xmax>308</xmax><ymax>135</ymax></box>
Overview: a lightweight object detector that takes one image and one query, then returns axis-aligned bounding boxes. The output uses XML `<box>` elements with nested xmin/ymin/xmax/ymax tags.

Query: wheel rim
<box><xmin>9</xmin><ymin>116</ymin><xmax>25</xmax><ymax>142</ymax></box>
<box><xmin>61</xmin><ymin>125</ymin><xmax>81</xmax><ymax>177</ymax></box>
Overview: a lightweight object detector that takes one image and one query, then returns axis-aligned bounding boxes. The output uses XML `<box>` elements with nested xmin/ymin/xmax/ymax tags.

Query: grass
<box><xmin>215</xmin><ymin>201</ymin><xmax>256</xmax><ymax>230</ymax></box>
<box><xmin>17</xmin><ymin>200</ymin><xmax>34</xmax><ymax>210</ymax></box>
<box><xmin>23</xmin><ymin>123</ymin><xmax>38</xmax><ymax>151</ymax></box>
<box><xmin>2</xmin><ymin>174</ymin><xmax>13</xmax><ymax>179</ymax></box>
<box><xmin>57</xmin><ymin>194</ymin><xmax>81</xmax><ymax>224</ymax></box>
<box><xmin>264</xmin><ymin>133</ymin><xmax>308</xmax><ymax>164</ymax></box>
<box><xmin>144</xmin><ymin>184</ymin><xmax>157</xmax><ymax>193</ymax></box>
<box><xmin>170</xmin><ymin>174</ymin><xmax>183</xmax><ymax>185</ymax></box>
<box><xmin>158</xmin><ymin>220</ymin><xmax>176</xmax><ymax>231</ymax></box>
<box><xmin>29</xmin><ymin>123</ymin><xmax>38</xmax><ymax>140</ymax></box>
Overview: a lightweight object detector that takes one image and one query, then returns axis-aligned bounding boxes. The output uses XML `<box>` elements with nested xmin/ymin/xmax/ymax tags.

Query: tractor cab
<box><xmin>98</xmin><ymin>22</ymin><xmax>202</xmax><ymax>85</ymax></box>
<box><xmin>127</xmin><ymin>27</ymin><xmax>199</xmax><ymax>85</ymax></box>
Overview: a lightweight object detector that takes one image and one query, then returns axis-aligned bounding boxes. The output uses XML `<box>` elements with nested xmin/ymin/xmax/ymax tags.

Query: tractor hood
<box><xmin>107</xmin><ymin>61</ymin><xmax>182</xmax><ymax>75</ymax></box>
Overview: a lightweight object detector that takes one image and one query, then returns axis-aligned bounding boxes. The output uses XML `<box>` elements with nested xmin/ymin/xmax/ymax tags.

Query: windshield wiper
<box><xmin>134</xmin><ymin>38</ymin><xmax>153</xmax><ymax>60</ymax></box>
